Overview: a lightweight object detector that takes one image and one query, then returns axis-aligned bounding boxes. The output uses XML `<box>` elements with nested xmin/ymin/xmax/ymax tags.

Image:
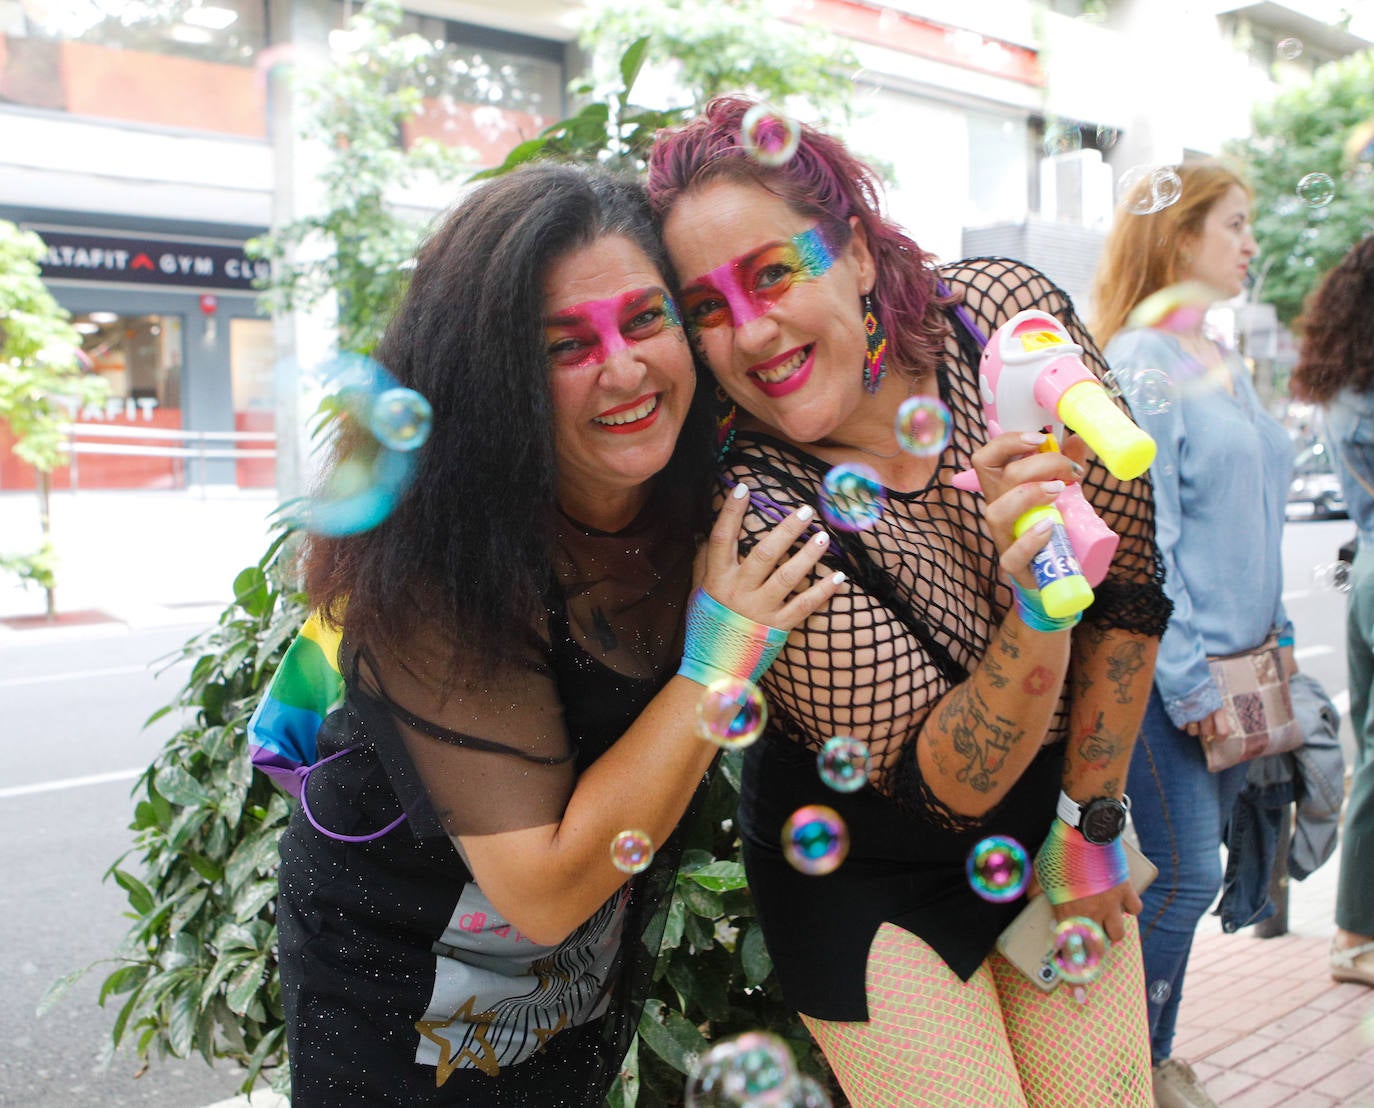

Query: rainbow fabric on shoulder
<box><xmin>247</xmin><ymin>611</ymin><xmax>345</xmax><ymax>798</ymax></box>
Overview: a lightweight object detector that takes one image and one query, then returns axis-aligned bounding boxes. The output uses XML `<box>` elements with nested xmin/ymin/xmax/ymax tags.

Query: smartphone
<box><xmin>994</xmin><ymin>836</ymin><xmax>1157</xmax><ymax>992</ymax></box>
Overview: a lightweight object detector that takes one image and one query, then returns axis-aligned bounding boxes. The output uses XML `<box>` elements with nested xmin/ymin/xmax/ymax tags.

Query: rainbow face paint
<box><xmin>679</xmin><ymin>223</ymin><xmax>841</xmax><ymax>331</ymax></box>
<box><xmin>545</xmin><ymin>286</ymin><xmax>682</xmax><ymax>370</ymax></box>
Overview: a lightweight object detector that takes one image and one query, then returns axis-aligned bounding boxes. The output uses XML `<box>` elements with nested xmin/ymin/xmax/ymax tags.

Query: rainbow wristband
<box><xmin>1012</xmin><ymin>580</ymin><xmax>1082</xmax><ymax>633</ymax></box>
<box><xmin>1033</xmin><ymin>817</ymin><xmax>1129</xmax><ymax>905</ymax></box>
<box><xmin>677</xmin><ymin>588</ymin><xmax>790</xmax><ymax>688</ymax></box>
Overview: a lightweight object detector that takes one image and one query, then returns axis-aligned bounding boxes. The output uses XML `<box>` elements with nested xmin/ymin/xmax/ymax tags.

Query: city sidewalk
<box><xmin>3</xmin><ymin>490</ymin><xmax>1371</xmax><ymax>1106</ymax></box>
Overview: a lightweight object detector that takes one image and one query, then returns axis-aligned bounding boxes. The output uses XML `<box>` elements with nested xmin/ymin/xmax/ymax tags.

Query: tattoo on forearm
<box><xmin>982</xmin><ymin>651</ymin><xmax>1010</xmax><ymax>689</ymax></box>
<box><xmin>1106</xmin><ymin>641</ymin><xmax>1146</xmax><ymax>704</ymax></box>
<box><xmin>1075</xmin><ymin>711</ymin><xmax>1118</xmax><ymax>770</ymax></box>
<box><xmin>950</xmin><ymin>687</ymin><xmax>1023</xmax><ymax>793</ymax></box>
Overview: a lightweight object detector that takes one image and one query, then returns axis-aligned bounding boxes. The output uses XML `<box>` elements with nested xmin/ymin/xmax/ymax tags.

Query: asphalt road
<box><xmin>0</xmin><ymin>516</ymin><xmax>1360</xmax><ymax>1107</ymax></box>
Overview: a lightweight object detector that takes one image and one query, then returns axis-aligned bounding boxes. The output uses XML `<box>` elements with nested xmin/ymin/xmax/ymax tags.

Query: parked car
<box><xmin>1286</xmin><ymin>440</ymin><xmax>1348</xmax><ymax>521</ymax></box>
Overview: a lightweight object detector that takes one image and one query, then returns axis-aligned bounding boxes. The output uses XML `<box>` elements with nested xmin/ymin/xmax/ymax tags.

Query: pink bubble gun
<box><xmin>953</xmin><ymin>310</ymin><xmax>1156</xmax><ymax>618</ymax></box>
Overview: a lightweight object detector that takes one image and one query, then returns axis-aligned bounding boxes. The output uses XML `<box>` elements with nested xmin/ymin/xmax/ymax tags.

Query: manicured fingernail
<box><xmin>813</xmin><ymin>531</ymin><xmax>829</xmax><ymax>546</ymax></box>
<box><xmin>797</xmin><ymin>505</ymin><xmax>815</xmax><ymax>521</ymax></box>
<box><xmin>732</xmin><ymin>483</ymin><xmax>749</xmax><ymax>499</ymax></box>
<box><xmin>831</xmin><ymin>571</ymin><xmax>847</xmax><ymax>585</ymax></box>
<box><xmin>1069</xmin><ymin>461</ymin><xmax>1085</xmax><ymax>478</ymax></box>
<box><xmin>1072</xmin><ymin>986</ymin><xmax>1088</xmax><ymax>1005</ymax></box>
<box><xmin>1021</xmin><ymin>431</ymin><xmax>1047</xmax><ymax>445</ymax></box>
<box><xmin>1042</xmin><ymin>480</ymin><xmax>1066</xmax><ymax>495</ymax></box>
<box><xmin>1033</xmin><ymin>518</ymin><xmax>1054</xmax><ymax>535</ymax></box>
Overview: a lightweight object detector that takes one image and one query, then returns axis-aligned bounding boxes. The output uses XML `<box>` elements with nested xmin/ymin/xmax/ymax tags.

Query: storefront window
<box><xmin>0</xmin><ymin>0</ymin><xmax>268</xmax><ymax>65</ymax></box>
<box><xmin>73</xmin><ymin>311</ymin><xmax>183</xmax><ymax>419</ymax></box>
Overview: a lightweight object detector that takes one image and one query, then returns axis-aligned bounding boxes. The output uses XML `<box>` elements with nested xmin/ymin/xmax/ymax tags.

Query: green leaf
<box><xmin>677</xmin><ymin>880</ymin><xmax>723</xmax><ymax>918</ymax></box>
<box><xmin>637</xmin><ymin>999</ymin><xmax>709</xmax><ymax>1076</ymax></box>
<box><xmin>619</xmin><ymin>36</ymin><xmax>651</xmax><ymax>94</ymax></box>
<box><xmin>98</xmin><ymin>963</ymin><xmax>151</xmax><ymax>1005</ymax></box>
<box><xmin>659</xmin><ymin>895</ymin><xmax>685</xmax><ymax>953</ymax></box>
<box><xmin>112</xmin><ymin>869</ymin><xmax>156</xmax><ymax>915</ymax></box>
<box><xmin>167</xmin><ymin>987</ymin><xmax>198</xmax><ymax>1058</ymax></box>
<box><xmin>153</xmin><ymin>765</ymin><xmax>210</xmax><ymax>808</ymax></box>
<box><xmin>604</xmin><ymin>1033</ymin><xmax>639</xmax><ymax>1108</ymax></box>
<box><xmin>36</xmin><ymin>966</ymin><xmax>90</xmax><ymax>1017</ymax></box>
<box><xmin>226</xmin><ymin>956</ymin><xmax>268</xmax><ymax>1016</ymax></box>
<box><xmin>740</xmin><ymin>923</ymin><xmax>772</xmax><ymax>987</ymax></box>
<box><xmin>186</xmin><ymin>854</ymin><xmax>224</xmax><ymax>883</ymax></box>
<box><xmin>682</xmin><ymin>860</ymin><xmax>748</xmax><ymax>892</ymax></box>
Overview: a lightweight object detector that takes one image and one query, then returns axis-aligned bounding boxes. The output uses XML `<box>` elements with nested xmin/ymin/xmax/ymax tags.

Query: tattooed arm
<box><xmin>1051</xmin><ymin>623</ymin><xmax>1159</xmax><ymax>940</ymax></box>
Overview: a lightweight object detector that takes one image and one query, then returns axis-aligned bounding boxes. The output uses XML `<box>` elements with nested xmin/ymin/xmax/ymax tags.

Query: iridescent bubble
<box><xmin>1100</xmin><ymin>369</ymin><xmax>1125</xmax><ymax>401</ymax></box>
<box><xmin>741</xmin><ymin>105</ymin><xmax>802</xmax><ymax>167</ymax></box>
<box><xmin>1052</xmin><ymin>917</ymin><xmax>1108</xmax><ymax>984</ymax></box>
<box><xmin>696</xmin><ymin>677</ymin><xmax>768</xmax><ymax>749</ymax></box>
<box><xmin>816</xmin><ymin>734</ymin><xmax>870</xmax><ymax>793</ymax></box>
<box><xmin>609</xmin><ymin>829</ymin><xmax>654</xmax><ymax>874</ymax></box>
<box><xmin>1150</xmin><ymin>167</ymin><xmax>1183</xmax><ymax>211</ymax></box>
<box><xmin>369</xmin><ymin>387</ymin><xmax>432</xmax><ymax>451</ymax></box>
<box><xmin>1148</xmin><ymin>979</ymin><xmax>1172</xmax><ymax>1004</ymax></box>
<box><xmin>895</xmin><ymin>395</ymin><xmax>952</xmax><ymax>457</ymax></box>
<box><xmin>685</xmin><ymin>1030</ymin><xmax>797</xmax><ymax>1107</ymax></box>
<box><xmin>1125</xmin><ymin>368</ymin><xmax>1175</xmax><ymax>416</ymax></box>
<box><xmin>1117</xmin><ymin>166</ymin><xmax>1156</xmax><ymax>215</ymax></box>
<box><xmin>1043</xmin><ymin>122</ymin><xmax>1082</xmax><ymax>156</ymax></box>
<box><xmin>1095</xmin><ymin>124</ymin><xmax>1121</xmax><ymax>151</ymax></box>
<box><xmin>1312</xmin><ymin>561</ymin><xmax>1353</xmax><ymax>593</ymax></box>
<box><xmin>1297</xmin><ymin>172</ymin><xmax>1336</xmax><ymax>208</ymax></box>
<box><xmin>1276</xmin><ymin>36</ymin><xmax>1303</xmax><ymax>60</ymax></box>
<box><xmin>820</xmin><ymin>462</ymin><xmax>886</xmax><ymax>532</ymax></box>
<box><xmin>782</xmin><ymin>805</ymin><xmax>849</xmax><ymax>876</ymax></box>
<box><xmin>965</xmin><ymin>835</ymin><xmax>1030</xmax><ymax>903</ymax></box>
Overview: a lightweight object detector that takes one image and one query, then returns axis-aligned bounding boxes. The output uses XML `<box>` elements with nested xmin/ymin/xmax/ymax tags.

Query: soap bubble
<box><xmin>1312</xmin><ymin>561</ymin><xmax>1353</xmax><ymax>593</ymax></box>
<box><xmin>1148</xmin><ymin>979</ymin><xmax>1172</xmax><ymax>1004</ymax></box>
<box><xmin>1276</xmin><ymin>37</ymin><xmax>1303</xmax><ymax>60</ymax></box>
<box><xmin>816</xmin><ymin>735</ymin><xmax>870</xmax><ymax>793</ymax></box>
<box><xmin>696</xmin><ymin>677</ymin><xmax>768</xmax><ymax>749</ymax></box>
<box><xmin>1100</xmin><ymin>369</ymin><xmax>1125</xmax><ymax>401</ymax></box>
<box><xmin>820</xmin><ymin>463</ymin><xmax>886</xmax><ymax>532</ymax></box>
<box><xmin>965</xmin><ymin>835</ymin><xmax>1031</xmax><ymax>903</ymax></box>
<box><xmin>782</xmin><ymin>805</ymin><xmax>849</xmax><ymax>876</ymax></box>
<box><xmin>1118</xmin><ymin>165</ymin><xmax>1182</xmax><ymax>215</ymax></box>
<box><xmin>610</xmin><ymin>829</ymin><xmax>654</xmax><ymax>874</ymax></box>
<box><xmin>1296</xmin><ymin>172</ymin><xmax>1336</xmax><ymax>208</ymax></box>
<box><xmin>1052</xmin><ymin>917</ymin><xmax>1108</xmax><ymax>984</ymax></box>
<box><xmin>294</xmin><ymin>354</ymin><xmax>422</xmax><ymax>537</ymax></box>
<box><xmin>895</xmin><ymin>395</ymin><xmax>952</xmax><ymax>457</ymax></box>
<box><xmin>741</xmin><ymin>105</ymin><xmax>801</xmax><ymax>167</ymax></box>
<box><xmin>1149</xmin><ymin>167</ymin><xmax>1183</xmax><ymax>211</ymax></box>
<box><xmin>1043</xmin><ymin>122</ymin><xmax>1082</xmax><ymax>156</ymax></box>
<box><xmin>1123</xmin><ymin>367</ymin><xmax>1174</xmax><ymax>416</ymax></box>
<box><xmin>1095</xmin><ymin>124</ymin><xmax>1121</xmax><ymax>151</ymax></box>
<box><xmin>685</xmin><ymin>1030</ymin><xmax>797</xmax><ymax>1107</ymax></box>
<box><xmin>370</xmin><ymin>387</ymin><xmax>432</xmax><ymax>451</ymax></box>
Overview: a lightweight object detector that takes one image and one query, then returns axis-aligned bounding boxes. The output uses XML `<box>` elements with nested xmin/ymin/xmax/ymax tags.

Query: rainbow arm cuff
<box><xmin>677</xmin><ymin>588</ymin><xmax>790</xmax><ymax>688</ymax></box>
<box><xmin>1033</xmin><ymin>816</ymin><xmax>1129</xmax><ymax>905</ymax></box>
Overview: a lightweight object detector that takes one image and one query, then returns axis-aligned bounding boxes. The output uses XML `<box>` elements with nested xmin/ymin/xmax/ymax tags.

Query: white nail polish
<box><xmin>831</xmin><ymin>571</ymin><xmax>847</xmax><ymax>585</ymax></box>
<box><xmin>732</xmin><ymin>483</ymin><xmax>749</xmax><ymax>500</ymax></box>
<box><xmin>813</xmin><ymin>532</ymin><xmax>829</xmax><ymax>545</ymax></box>
<box><xmin>797</xmin><ymin>505</ymin><xmax>815</xmax><ymax>521</ymax></box>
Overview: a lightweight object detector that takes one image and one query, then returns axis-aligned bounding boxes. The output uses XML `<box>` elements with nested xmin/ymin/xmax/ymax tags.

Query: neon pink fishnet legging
<box><xmin>801</xmin><ymin>919</ymin><xmax>1152</xmax><ymax>1107</ymax></box>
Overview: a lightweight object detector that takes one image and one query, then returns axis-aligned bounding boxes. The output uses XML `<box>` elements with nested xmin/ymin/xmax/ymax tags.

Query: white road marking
<box><xmin>0</xmin><ymin>768</ymin><xmax>142</xmax><ymax>800</ymax></box>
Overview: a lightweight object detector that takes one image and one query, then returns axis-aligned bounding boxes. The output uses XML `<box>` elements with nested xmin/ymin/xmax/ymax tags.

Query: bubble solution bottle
<box><xmin>1013</xmin><ymin>505</ymin><xmax>1094</xmax><ymax>619</ymax></box>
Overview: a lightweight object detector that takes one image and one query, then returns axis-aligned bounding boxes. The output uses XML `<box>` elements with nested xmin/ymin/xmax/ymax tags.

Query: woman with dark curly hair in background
<box><xmin>1291</xmin><ymin>234</ymin><xmax>1374</xmax><ymax>991</ymax></box>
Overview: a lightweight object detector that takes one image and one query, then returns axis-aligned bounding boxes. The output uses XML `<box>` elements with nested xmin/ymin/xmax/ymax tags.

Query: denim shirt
<box><xmin>1322</xmin><ymin>385</ymin><xmax>1374</xmax><ymax>549</ymax></box>
<box><xmin>1104</xmin><ymin>329</ymin><xmax>1294</xmax><ymax>728</ymax></box>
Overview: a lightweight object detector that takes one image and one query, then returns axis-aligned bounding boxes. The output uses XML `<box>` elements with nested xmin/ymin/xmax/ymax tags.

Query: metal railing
<box><xmin>59</xmin><ymin>423</ymin><xmax>277</xmax><ymax>492</ymax></box>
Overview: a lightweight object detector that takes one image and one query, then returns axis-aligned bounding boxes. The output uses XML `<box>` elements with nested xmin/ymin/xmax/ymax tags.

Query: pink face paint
<box><xmin>545</xmin><ymin>286</ymin><xmax>680</xmax><ymax>370</ymax></box>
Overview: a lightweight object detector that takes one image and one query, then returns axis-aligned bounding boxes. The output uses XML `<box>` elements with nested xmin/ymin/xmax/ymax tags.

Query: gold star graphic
<box><xmin>415</xmin><ymin>995</ymin><xmax>502</xmax><ymax>1083</ymax></box>
<box><xmin>532</xmin><ymin>1011</ymin><xmax>569</xmax><ymax>1053</ymax></box>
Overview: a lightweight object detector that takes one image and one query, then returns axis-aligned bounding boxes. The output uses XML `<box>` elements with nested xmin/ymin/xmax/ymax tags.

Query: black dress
<box><xmin>277</xmin><ymin>508</ymin><xmax>695</xmax><ymax>1105</ymax></box>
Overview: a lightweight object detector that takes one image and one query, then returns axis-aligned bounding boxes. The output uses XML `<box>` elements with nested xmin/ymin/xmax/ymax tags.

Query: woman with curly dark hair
<box><xmin>1291</xmin><ymin>234</ymin><xmax>1374</xmax><ymax>990</ymax></box>
<box><xmin>257</xmin><ymin>162</ymin><xmax>844</xmax><ymax>1105</ymax></box>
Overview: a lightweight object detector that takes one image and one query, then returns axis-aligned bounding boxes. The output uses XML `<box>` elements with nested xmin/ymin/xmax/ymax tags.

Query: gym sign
<box><xmin>32</xmin><ymin>228</ymin><xmax>270</xmax><ymax>291</ymax></box>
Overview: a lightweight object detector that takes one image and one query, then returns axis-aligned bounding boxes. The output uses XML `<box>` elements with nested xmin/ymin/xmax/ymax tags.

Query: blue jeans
<box><xmin>1127</xmin><ymin>689</ymin><xmax>1247</xmax><ymax>1064</ymax></box>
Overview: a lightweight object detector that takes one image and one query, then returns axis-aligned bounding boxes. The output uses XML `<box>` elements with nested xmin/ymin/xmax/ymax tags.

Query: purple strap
<box><xmin>298</xmin><ymin>745</ymin><xmax>408</xmax><ymax>843</ymax></box>
<box><xmin>936</xmin><ymin>279</ymin><xmax>990</xmax><ymax>351</ymax></box>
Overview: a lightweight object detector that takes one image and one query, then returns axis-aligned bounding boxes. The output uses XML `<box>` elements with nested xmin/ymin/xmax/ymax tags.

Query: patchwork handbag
<box><xmin>1202</xmin><ymin>633</ymin><xmax>1305</xmax><ymax>772</ymax></box>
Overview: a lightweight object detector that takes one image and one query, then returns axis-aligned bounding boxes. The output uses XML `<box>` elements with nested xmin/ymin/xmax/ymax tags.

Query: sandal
<box><xmin>1330</xmin><ymin>938</ymin><xmax>1374</xmax><ymax>987</ymax></box>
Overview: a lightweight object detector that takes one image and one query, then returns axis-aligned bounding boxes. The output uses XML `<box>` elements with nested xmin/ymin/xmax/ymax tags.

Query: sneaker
<box><xmin>1330</xmin><ymin>938</ymin><xmax>1374</xmax><ymax>987</ymax></box>
<box><xmin>1151</xmin><ymin>1057</ymin><xmax>1220</xmax><ymax>1108</ymax></box>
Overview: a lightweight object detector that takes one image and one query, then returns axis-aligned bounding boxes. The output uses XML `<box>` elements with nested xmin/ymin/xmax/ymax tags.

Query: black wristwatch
<box><xmin>1056</xmin><ymin>791</ymin><xmax>1130</xmax><ymax>845</ymax></box>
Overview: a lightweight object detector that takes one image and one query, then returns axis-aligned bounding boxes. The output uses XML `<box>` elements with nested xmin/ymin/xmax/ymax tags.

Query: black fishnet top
<box><xmin>728</xmin><ymin>258</ymin><xmax>1170</xmax><ymax>1020</ymax></box>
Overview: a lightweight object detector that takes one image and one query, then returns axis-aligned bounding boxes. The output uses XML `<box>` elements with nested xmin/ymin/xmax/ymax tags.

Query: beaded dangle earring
<box><xmin>715</xmin><ymin>385</ymin><xmax>739</xmax><ymax>463</ymax></box>
<box><xmin>862</xmin><ymin>293</ymin><xmax>888</xmax><ymax>395</ymax></box>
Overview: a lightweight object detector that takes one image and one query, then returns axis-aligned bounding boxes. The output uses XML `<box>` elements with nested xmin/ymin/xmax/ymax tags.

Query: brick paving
<box><xmin>1171</xmin><ymin>842</ymin><xmax>1374</xmax><ymax>1107</ymax></box>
